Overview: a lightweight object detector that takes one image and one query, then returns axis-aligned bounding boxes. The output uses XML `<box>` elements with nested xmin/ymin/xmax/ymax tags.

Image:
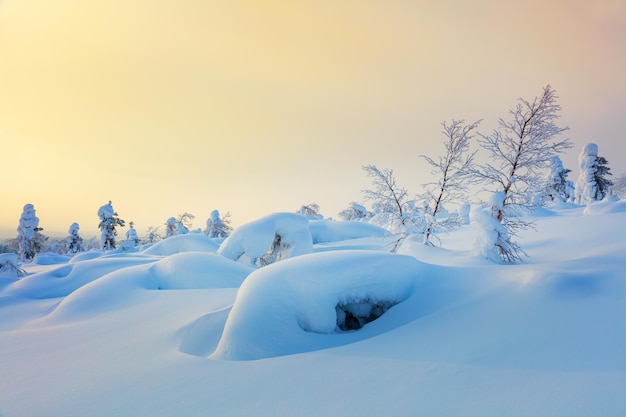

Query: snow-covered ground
<box><xmin>1</xmin><ymin>204</ymin><xmax>625</xmax><ymax>417</ymax></box>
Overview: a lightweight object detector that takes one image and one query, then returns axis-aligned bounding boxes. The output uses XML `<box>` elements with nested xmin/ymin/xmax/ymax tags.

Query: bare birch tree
<box><xmin>420</xmin><ymin>119</ymin><xmax>480</xmax><ymax>245</ymax></box>
<box><xmin>474</xmin><ymin>85</ymin><xmax>571</xmax><ymax>262</ymax></box>
<box><xmin>362</xmin><ymin>165</ymin><xmax>419</xmax><ymax>251</ymax></box>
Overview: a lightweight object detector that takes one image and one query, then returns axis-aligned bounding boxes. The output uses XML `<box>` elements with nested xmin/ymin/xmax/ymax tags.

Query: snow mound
<box><xmin>36</xmin><ymin>252</ymin><xmax>252</xmax><ymax>323</ymax></box>
<box><xmin>69</xmin><ymin>250</ymin><xmax>106</xmax><ymax>263</ymax></box>
<box><xmin>33</xmin><ymin>253</ymin><xmax>72</xmax><ymax>265</ymax></box>
<box><xmin>210</xmin><ymin>250</ymin><xmax>421</xmax><ymax>361</ymax></box>
<box><xmin>217</xmin><ymin>213</ymin><xmax>313</xmax><ymax>266</ymax></box>
<box><xmin>3</xmin><ymin>256</ymin><xmax>157</xmax><ymax>299</ymax></box>
<box><xmin>583</xmin><ymin>196</ymin><xmax>626</xmax><ymax>215</ymax></box>
<box><xmin>308</xmin><ymin>220</ymin><xmax>388</xmax><ymax>243</ymax></box>
<box><xmin>142</xmin><ymin>233</ymin><xmax>220</xmax><ymax>256</ymax></box>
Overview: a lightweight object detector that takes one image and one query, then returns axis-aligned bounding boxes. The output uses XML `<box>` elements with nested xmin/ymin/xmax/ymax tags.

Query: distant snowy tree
<box><xmin>473</xmin><ymin>85</ymin><xmax>570</xmax><ymax>262</ymax></box>
<box><xmin>543</xmin><ymin>156</ymin><xmax>574</xmax><ymax>203</ymax></box>
<box><xmin>575</xmin><ymin>143</ymin><xmax>613</xmax><ymax>204</ymax></box>
<box><xmin>165</xmin><ymin>217</ymin><xmax>177</xmax><ymax>238</ymax></box>
<box><xmin>165</xmin><ymin>213</ymin><xmax>195</xmax><ymax>237</ymax></box>
<box><xmin>338</xmin><ymin>202</ymin><xmax>370</xmax><ymax>221</ymax></box>
<box><xmin>16</xmin><ymin>204</ymin><xmax>47</xmax><ymax>262</ymax></box>
<box><xmin>204</xmin><ymin>210</ymin><xmax>233</xmax><ymax>238</ymax></box>
<box><xmin>125</xmin><ymin>222</ymin><xmax>140</xmax><ymax>246</ymax></box>
<box><xmin>177</xmin><ymin>212</ymin><xmax>194</xmax><ymax>231</ymax></box>
<box><xmin>297</xmin><ymin>203</ymin><xmax>323</xmax><ymax>220</ymax></box>
<box><xmin>362</xmin><ymin>165</ymin><xmax>422</xmax><ymax>250</ymax></box>
<box><xmin>420</xmin><ymin>119</ymin><xmax>480</xmax><ymax>245</ymax></box>
<box><xmin>0</xmin><ymin>253</ymin><xmax>25</xmax><ymax>278</ymax></box>
<box><xmin>142</xmin><ymin>226</ymin><xmax>162</xmax><ymax>244</ymax></box>
<box><xmin>66</xmin><ymin>222</ymin><xmax>84</xmax><ymax>254</ymax></box>
<box><xmin>98</xmin><ymin>201</ymin><xmax>125</xmax><ymax>250</ymax></box>
<box><xmin>612</xmin><ymin>174</ymin><xmax>626</xmax><ymax>199</ymax></box>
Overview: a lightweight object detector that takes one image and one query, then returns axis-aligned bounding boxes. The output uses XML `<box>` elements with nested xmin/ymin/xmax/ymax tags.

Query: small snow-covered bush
<box><xmin>471</xmin><ymin>193</ymin><xmax>525</xmax><ymax>263</ymax></box>
<box><xmin>0</xmin><ymin>253</ymin><xmax>25</xmax><ymax>278</ymax></box>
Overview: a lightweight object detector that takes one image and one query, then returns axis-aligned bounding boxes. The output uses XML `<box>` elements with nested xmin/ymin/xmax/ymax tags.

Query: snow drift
<box><xmin>210</xmin><ymin>250</ymin><xmax>421</xmax><ymax>361</ymax></box>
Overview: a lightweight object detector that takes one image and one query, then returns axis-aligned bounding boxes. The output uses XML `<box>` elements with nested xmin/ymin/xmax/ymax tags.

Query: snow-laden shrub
<box><xmin>210</xmin><ymin>250</ymin><xmax>420</xmax><ymax>360</ymax></box>
<box><xmin>471</xmin><ymin>192</ymin><xmax>525</xmax><ymax>263</ymax></box>
<box><xmin>16</xmin><ymin>204</ymin><xmax>47</xmax><ymax>261</ymax></box>
<box><xmin>0</xmin><ymin>253</ymin><xmax>25</xmax><ymax>278</ymax></box>
<box><xmin>217</xmin><ymin>213</ymin><xmax>313</xmax><ymax>267</ymax></box>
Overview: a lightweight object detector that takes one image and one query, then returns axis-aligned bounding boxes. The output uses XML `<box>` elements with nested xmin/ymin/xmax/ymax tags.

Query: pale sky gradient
<box><xmin>1</xmin><ymin>0</ymin><xmax>625</xmax><ymax>238</ymax></box>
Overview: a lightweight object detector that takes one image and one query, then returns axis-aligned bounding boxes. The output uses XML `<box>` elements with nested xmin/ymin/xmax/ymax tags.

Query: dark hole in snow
<box><xmin>335</xmin><ymin>299</ymin><xmax>396</xmax><ymax>331</ymax></box>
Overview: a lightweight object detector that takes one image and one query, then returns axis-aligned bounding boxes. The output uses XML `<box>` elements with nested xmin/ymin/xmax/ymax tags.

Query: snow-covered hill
<box><xmin>1</xmin><ymin>203</ymin><xmax>625</xmax><ymax>417</ymax></box>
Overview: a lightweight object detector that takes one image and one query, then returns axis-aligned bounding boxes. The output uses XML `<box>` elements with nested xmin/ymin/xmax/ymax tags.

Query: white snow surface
<box><xmin>1</xmin><ymin>203</ymin><xmax>626</xmax><ymax>417</ymax></box>
<box><xmin>308</xmin><ymin>219</ymin><xmax>388</xmax><ymax>243</ymax></box>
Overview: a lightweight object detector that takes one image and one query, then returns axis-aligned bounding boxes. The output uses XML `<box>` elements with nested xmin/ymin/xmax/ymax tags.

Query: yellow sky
<box><xmin>1</xmin><ymin>0</ymin><xmax>625</xmax><ymax>237</ymax></box>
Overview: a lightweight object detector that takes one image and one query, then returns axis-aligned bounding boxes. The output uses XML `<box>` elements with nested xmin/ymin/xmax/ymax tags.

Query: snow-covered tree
<box><xmin>165</xmin><ymin>212</ymin><xmax>194</xmax><ymax>237</ymax></box>
<box><xmin>473</xmin><ymin>85</ymin><xmax>570</xmax><ymax>262</ymax></box>
<box><xmin>471</xmin><ymin>192</ymin><xmax>525</xmax><ymax>263</ymax></box>
<box><xmin>594</xmin><ymin>156</ymin><xmax>613</xmax><ymax>199</ymax></box>
<box><xmin>543</xmin><ymin>156</ymin><xmax>574</xmax><ymax>203</ymax></box>
<box><xmin>165</xmin><ymin>217</ymin><xmax>178</xmax><ymax>238</ymax></box>
<box><xmin>575</xmin><ymin>143</ymin><xmax>613</xmax><ymax>204</ymax></box>
<box><xmin>612</xmin><ymin>174</ymin><xmax>626</xmax><ymax>199</ymax></box>
<box><xmin>98</xmin><ymin>201</ymin><xmax>125</xmax><ymax>250</ymax></box>
<box><xmin>0</xmin><ymin>253</ymin><xmax>25</xmax><ymax>278</ymax></box>
<box><xmin>66</xmin><ymin>222</ymin><xmax>84</xmax><ymax>254</ymax></box>
<box><xmin>125</xmin><ymin>222</ymin><xmax>140</xmax><ymax>246</ymax></box>
<box><xmin>16</xmin><ymin>204</ymin><xmax>47</xmax><ymax>261</ymax></box>
<box><xmin>142</xmin><ymin>226</ymin><xmax>162</xmax><ymax>244</ymax></box>
<box><xmin>204</xmin><ymin>210</ymin><xmax>233</xmax><ymax>238</ymax></box>
<box><xmin>420</xmin><ymin>119</ymin><xmax>480</xmax><ymax>245</ymax></box>
<box><xmin>362</xmin><ymin>165</ymin><xmax>422</xmax><ymax>250</ymax></box>
<box><xmin>338</xmin><ymin>202</ymin><xmax>370</xmax><ymax>221</ymax></box>
<box><xmin>297</xmin><ymin>203</ymin><xmax>323</xmax><ymax>220</ymax></box>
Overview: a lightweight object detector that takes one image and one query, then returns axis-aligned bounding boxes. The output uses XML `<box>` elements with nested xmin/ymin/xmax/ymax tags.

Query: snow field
<box><xmin>1</xmin><ymin>206</ymin><xmax>625</xmax><ymax>416</ymax></box>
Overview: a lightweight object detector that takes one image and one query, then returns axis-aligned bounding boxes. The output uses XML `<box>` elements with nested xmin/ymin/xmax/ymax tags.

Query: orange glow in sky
<box><xmin>1</xmin><ymin>0</ymin><xmax>625</xmax><ymax>237</ymax></box>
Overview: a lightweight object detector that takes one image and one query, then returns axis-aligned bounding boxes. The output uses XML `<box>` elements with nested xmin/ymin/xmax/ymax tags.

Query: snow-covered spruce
<box><xmin>0</xmin><ymin>253</ymin><xmax>25</xmax><ymax>278</ymax></box>
<box><xmin>217</xmin><ymin>213</ymin><xmax>313</xmax><ymax>267</ymax></box>
<box><xmin>575</xmin><ymin>143</ymin><xmax>613</xmax><ymax>204</ymax></box>
<box><xmin>97</xmin><ymin>201</ymin><xmax>125</xmax><ymax>250</ymax></box>
<box><xmin>210</xmin><ymin>250</ymin><xmax>420</xmax><ymax>361</ymax></box>
<box><xmin>16</xmin><ymin>203</ymin><xmax>47</xmax><ymax>262</ymax></box>
<box><xmin>471</xmin><ymin>192</ymin><xmax>524</xmax><ymax>263</ymax></box>
<box><xmin>543</xmin><ymin>156</ymin><xmax>574</xmax><ymax>203</ymax></box>
<box><xmin>204</xmin><ymin>210</ymin><xmax>232</xmax><ymax>238</ymax></box>
<box><xmin>66</xmin><ymin>223</ymin><xmax>84</xmax><ymax>254</ymax></box>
